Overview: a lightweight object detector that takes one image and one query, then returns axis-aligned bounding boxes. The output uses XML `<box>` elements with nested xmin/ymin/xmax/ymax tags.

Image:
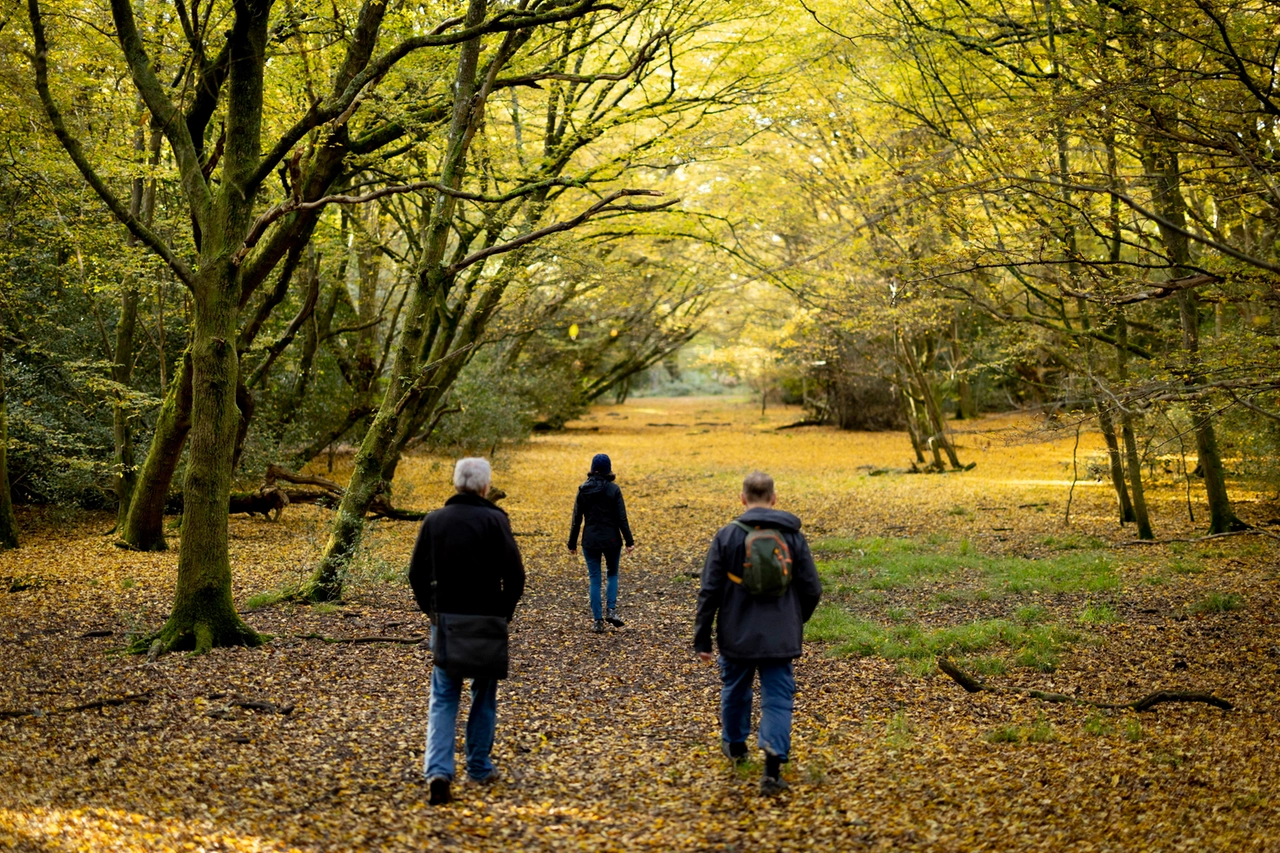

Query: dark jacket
<box><xmin>693</xmin><ymin>507</ymin><xmax>822</xmax><ymax>660</ymax></box>
<box><xmin>409</xmin><ymin>492</ymin><xmax>525</xmax><ymax>620</ymax></box>
<box><xmin>567</xmin><ymin>474</ymin><xmax>634</xmax><ymax>551</ymax></box>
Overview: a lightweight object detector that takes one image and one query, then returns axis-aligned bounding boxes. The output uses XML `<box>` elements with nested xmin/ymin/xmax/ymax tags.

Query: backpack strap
<box><xmin>727</xmin><ymin>520</ymin><xmax>761</xmax><ymax>585</ymax></box>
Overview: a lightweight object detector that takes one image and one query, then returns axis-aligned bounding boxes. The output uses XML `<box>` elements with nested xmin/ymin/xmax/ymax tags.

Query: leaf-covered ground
<box><xmin>2</xmin><ymin>398</ymin><xmax>1277</xmax><ymax>851</ymax></box>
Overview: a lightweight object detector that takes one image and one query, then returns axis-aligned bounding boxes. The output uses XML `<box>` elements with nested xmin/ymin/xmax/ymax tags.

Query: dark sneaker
<box><xmin>606</xmin><ymin>609</ymin><xmax>624</xmax><ymax>628</ymax></box>
<box><xmin>593</xmin><ymin>619</ymin><xmax>605</xmax><ymax>634</ymax></box>
<box><xmin>427</xmin><ymin>775</ymin><xmax>452</xmax><ymax>805</ymax></box>
<box><xmin>468</xmin><ymin>769</ymin><xmax>499</xmax><ymax>785</ymax></box>
<box><xmin>721</xmin><ymin>741</ymin><xmax>748</xmax><ymax>763</ymax></box>
<box><xmin>760</xmin><ymin>774</ymin><xmax>790</xmax><ymax>796</ymax></box>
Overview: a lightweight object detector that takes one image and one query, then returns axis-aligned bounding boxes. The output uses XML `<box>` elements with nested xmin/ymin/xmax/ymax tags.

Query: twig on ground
<box><xmin>297</xmin><ymin>632</ymin><xmax>427</xmax><ymax>645</ymax></box>
<box><xmin>0</xmin><ymin>692</ymin><xmax>152</xmax><ymax>719</ymax></box>
<box><xmin>937</xmin><ymin>658</ymin><xmax>1232</xmax><ymax>711</ymax></box>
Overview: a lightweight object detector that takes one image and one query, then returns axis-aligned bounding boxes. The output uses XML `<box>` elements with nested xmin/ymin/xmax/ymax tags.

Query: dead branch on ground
<box><xmin>937</xmin><ymin>658</ymin><xmax>1232</xmax><ymax>711</ymax></box>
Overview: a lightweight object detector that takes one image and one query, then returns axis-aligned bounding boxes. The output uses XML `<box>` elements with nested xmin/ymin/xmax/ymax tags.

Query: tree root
<box><xmin>129</xmin><ymin>615</ymin><xmax>263</xmax><ymax>656</ymax></box>
<box><xmin>0</xmin><ymin>692</ymin><xmax>152</xmax><ymax>719</ymax></box>
<box><xmin>1117</xmin><ymin>527</ymin><xmax>1280</xmax><ymax>546</ymax></box>
<box><xmin>297</xmin><ymin>632</ymin><xmax>427</xmax><ymax>645</ymax></box>
<box><xmin>937</xmin><ymin>658</ymin><xmax>1233</xmax><ymax>711</ymax></box>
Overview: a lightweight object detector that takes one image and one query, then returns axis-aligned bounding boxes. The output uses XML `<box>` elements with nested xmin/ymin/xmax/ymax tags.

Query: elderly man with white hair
<box><xmin>409</xmin><ymin>457</ymin><xmax>525</xmax><ymax>806</ymax></box>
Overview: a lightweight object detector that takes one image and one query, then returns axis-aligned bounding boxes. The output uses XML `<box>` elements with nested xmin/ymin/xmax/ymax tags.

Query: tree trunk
<box><xmin>0</xmin><ymin>337</ymin><xmax>19</xmax><ymax>550</ymax></box>
<box><xmin>119</xmin><ymin>351</ymin><xmax>193</xmax><ymax>551</ymax></box>
<box><xmin>1116</xmin><ymin>309</ymin><xmax>1154</xmax><ymax>539</ymax></box>
<box><xmin>1144</xmin><ymin>131</ymin><xmax>1245</xmax><ymax>533</ymax></box>
<box><xmin>148</xmin><ymin>264</ymin><xmax>260</xmax><ymax>653</ymax></box>
<box><xmin>112</xmin><ymin>286</ymin><xmax>139</xmax><ymax>532</ymax></box>
<box><xmin>1097</xmin><ymin>404</ymin><xmax>1135</xmax><ymax>524</ymax></box>
<box><xmin>306</xmin><ymin>0</ymin><xmax>491</xmax><ymax>602</ymax></box>
<box><xmin>1178</xmin><ymin>291</ymin><xmax>1245</xmax><ymax>532</ymax></box>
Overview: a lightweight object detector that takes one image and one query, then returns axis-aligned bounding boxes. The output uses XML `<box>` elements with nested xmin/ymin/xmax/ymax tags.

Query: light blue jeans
<box><xmin>424</xmin><ymin>665</ymin><xmax>498</xmax><ymax>781</ymax></box>
<box><xmin>584</xmin><ymin>545</ymin><xmax>621</xmax><ymax>620</ymax></box>
<box><xmin>718</xmin><ymin>657</ymin><xmax>795</xmax><ymax>761</ymax></box>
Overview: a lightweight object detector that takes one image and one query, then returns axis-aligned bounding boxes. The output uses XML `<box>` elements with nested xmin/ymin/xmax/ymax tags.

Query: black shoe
<box><xmin>606</xmin><ymin>609</ymin><xmax>624</xmax><ymax>628</ymax></box>
<box><xmin>722</xmin><ymin>741</ymin><xmax>748</xmax><ymax>763</ymax></box>
<box><xmin>428</xmin><ymin>775</ymin><xmax>452</xmax><ymax>805</ymax></box>
<box><xmin>760</xmin><ymin>754</ymin><xmax>788</xmax><ymax>795</ymax></box>
<box><xmin>593</xmin><ymin>619</ymin><xmax>605</xmax><ymax>634</ymax></box>
<box><xmin>760</xmin><ymin>774</ymin><xmax>790</xmax><ymax>796</ymax></box>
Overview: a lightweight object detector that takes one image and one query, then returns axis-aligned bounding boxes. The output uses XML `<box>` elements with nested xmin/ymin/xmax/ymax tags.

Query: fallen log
<box><xmin>937</xmin><ymin>658</ymin><xmax>1232</xmax><ymax>711</ymax></box>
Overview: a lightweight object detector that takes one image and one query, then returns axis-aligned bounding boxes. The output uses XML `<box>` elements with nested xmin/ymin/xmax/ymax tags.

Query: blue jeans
<box><xmin>584</xmin><ymin>545</ymin><xmax>621</xmax><ymax>620</ymax></box>
<box><xmin>719</xmin><ymin>657</ymin><xmax>795</xmax><ymax>761</ymax></box>
<box><xmin>424</xmin><ymin>665</ymin><xmax>498</xmax><ymax>781</ymax></box>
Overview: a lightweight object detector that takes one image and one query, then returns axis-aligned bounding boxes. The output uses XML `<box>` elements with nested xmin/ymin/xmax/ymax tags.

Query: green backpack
<box><xmin>729</xmin><ymin>520</ymin><xmax>794</xmax><ymax>597</ymax></box>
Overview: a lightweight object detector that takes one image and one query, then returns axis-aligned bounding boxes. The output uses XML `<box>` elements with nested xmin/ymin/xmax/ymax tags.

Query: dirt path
<box><xmin>1</xmin><ymin>398</ymin><xmax>1277</xmax><ymax>851</ymax></box>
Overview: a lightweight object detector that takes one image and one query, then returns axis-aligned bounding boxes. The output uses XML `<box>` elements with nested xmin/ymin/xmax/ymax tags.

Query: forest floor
<box><xmin>1</xmin><ymin>397</ymin><xmax>1278</xmax><ymax>852</ymax></box>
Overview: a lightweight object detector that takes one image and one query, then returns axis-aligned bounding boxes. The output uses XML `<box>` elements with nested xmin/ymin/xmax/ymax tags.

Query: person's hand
<box><xmin>568</xmin><ymin>547</ymin><xmax>577</xmax><ymax>555</ymax></box>
<box><xmin>625</xmin><ymin>545</ymin><xmax>635</xmax><ymax>556</ymax></box>
<box><xmin>697</xmin><ymin>651</ymin><xmax>715</xmax><ymax>664</ymax></box>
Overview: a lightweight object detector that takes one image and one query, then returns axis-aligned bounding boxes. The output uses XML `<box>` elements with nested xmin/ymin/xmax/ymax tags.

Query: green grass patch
<box><xmin>1191</xmin><ymin>591</ymin><xmax>1244</xmax><ymax>614</ymax></box>
<box><xmin>1123</xmin><ymin>718</ymin><xmax>1143</xmax><ymax>742</ymax></box>
<box><xmin>1083</xmin><ymin>712</ymin><xmax>1113</xmax><ymax>737</ymax></box>
<box><xmin>883</xmin><ymin>711</ymin><xmax>915</xmax><ymax>749</ymax></box>
<box><xmin>1169</xmin><ymin>558</ymin><xmax>1204</xmax><ymax>576</ymax></box>
<box><xmin>806</xmin><ymin>606</ymin><xmax>1079</xmax><ymax>671</ymax></box>
<box><xmin>1025</xmin><ymin>716</ymin><xmax>1058</xmax><ymax>743</ymax></box>
<box><xmin>1078</xmin><ymin>603</ymin><xmax>1119</xmax><ymax>624</ymax></box>
<box><xmin>1040</xmin><ymin>533</ymin><xmax>1104</xmax><ymax>550</ymax></box>
<box><xmin>815</xmin><ymin>536</ymin><xmax>1119</xmax><ymax>596</ymax></box>
<box><xmin>1014</xmin><ymin>604</ymin><xmax>1050</xmax><ymax>624</ymax></box>
<box><xmin>985</xmin><ymin>725</ymin><xmax>1021</xmax><ymax>744</ymax></box>
<box><xmin>245</xmin><ymin>588</ymin><xmax>296</xmax><ymax>610</ymax></box>
<box><xmin>120</xmin><ymin>578</ymin><xmax>136</xmax><ymax>590</ymax></box>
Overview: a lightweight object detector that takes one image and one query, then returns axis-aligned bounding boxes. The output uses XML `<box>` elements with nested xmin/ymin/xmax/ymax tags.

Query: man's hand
<box><xmin>568</xmin><ymin>547</ymin><xmax>577</xmax><ymax>555</ymax></box>
<box><xmin>625</xmin><ymin>545</ymin><xmax>634</xmax><ymax>556</ymax></box>
<box><xmin>697</xmin><ymin>651</ymin><xmax>715</xmax><ymax>664</ymax></box>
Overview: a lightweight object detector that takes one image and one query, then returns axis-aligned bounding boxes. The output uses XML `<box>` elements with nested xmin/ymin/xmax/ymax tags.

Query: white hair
<box><xmin>453</xmin><ymin>457</ymin><xmax>492</xmax><ymax>494</ymax></box>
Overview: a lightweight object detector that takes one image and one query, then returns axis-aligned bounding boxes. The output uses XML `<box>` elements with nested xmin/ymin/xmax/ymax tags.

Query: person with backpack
<box><xmin>567</xmin><ymin>453</ymin><xmax>635</xmax><ymax>634</ymax></box>
<box><xmin>693</xmin><ymin>470</ymin><xmax>822</xmax><ymax>795</ymax></box>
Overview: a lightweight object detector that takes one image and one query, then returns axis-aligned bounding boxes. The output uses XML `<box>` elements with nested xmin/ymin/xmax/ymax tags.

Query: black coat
<box><xmin>567</xmin><ymin>474</ymin><xmax>634</xmax><ymax>551</ymax></box>
<box><xmin>408</xmin><ymin>492</ymin><xmax>525</xmax><ymax>620</ymax></box>
<box><xmin>693</xmin><ymin>507</ymin><xmax>822</xmax><ymax>660</ymax></box>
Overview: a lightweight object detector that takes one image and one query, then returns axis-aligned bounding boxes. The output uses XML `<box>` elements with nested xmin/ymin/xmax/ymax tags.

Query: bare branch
<box><xmin>1059</xmin><ymin>274</ymin><xmax>1219</xmax><ymax>306</ymax></box>
<box><xmin>26</xmin><ymin>0</ymin><xmax>195</xmax><ymax>288</ymax></box>
<box><xmin>447</xmin><ymin>190</ymin><xmax>677</xmax><ymax>274</ymax></box>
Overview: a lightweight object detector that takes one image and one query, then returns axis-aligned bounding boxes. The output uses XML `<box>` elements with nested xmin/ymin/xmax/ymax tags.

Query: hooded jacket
<box><xmin>693</xmin><ymin>507</ymin><xmax>822</xmax><ymax>660</ymax></box>
<box><xmin>567</xmin><ymin>474</ymin><xmax>634</xmax><ymax>551</ymax></box>
<box><xmin>409</xmin><ymin>492</ymin><xmax>525</xmax><ymax>620</ymax></box>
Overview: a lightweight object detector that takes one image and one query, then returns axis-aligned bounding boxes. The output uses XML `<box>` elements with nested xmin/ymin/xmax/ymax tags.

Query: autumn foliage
<box><xmin>1</xmin><ymin>398</ymin><xmax>1276</xmax><ymax>851</ymax></box>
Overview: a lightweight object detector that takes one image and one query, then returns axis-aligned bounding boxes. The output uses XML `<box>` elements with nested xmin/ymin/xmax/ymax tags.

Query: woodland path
<box><xmin>1</xmin><ymin>397</ymin><xmax>1277</xmax><ymax>851</ymax></box>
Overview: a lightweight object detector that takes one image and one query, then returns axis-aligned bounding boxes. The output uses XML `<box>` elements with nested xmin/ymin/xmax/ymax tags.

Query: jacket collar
<box><xmin>445</xmin><ymin>491</ymin><xmax>506</xmax><ymax>515</ymax></box>
<box><xmin>736</xmin><ymin>506</ymin><xmax>802</xmax><ymax>532</ymax></box>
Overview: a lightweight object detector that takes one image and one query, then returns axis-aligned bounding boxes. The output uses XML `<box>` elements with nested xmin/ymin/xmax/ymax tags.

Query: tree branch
<box><xmin>108</xmin><ymin>0</ymin><xmax>213</xmax><ymax>225</ymax></box>
<box><xmin>447</xmin><ymin>190</ymin><xmax>677</xmax><ymax>274</ymax></box>
<box><xmin>938</xmin><ymin>658</ymin><xmax>1232</xmax><ymax>711</ymax></box>
<box><xmin>234</xmin><ymin>177</ymin><xmax>591</xmax><ymax>265</ymax></box>
<box><xmin>26</xmin><ymin>0</ymin><xmax>196</xmax><ymax>288</ymax></box>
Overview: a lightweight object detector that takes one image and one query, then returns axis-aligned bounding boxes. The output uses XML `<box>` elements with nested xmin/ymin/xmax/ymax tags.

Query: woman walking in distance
<box><xmin>567</xmin><ymin>454</ymin><xmax>635</xmax><ymax>633</ymax></box>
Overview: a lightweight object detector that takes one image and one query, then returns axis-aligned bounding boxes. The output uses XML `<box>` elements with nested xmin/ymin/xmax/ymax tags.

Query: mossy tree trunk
<box><xmin>0</xmin><ymin>337</ymin><xmax>19</xmax><ymax>550</ymax></box>
<box><xmin>150</xmin><ymin>262</ymin><xmax>260</xmax><ymax>653</ymax></box>
<box><xmin>307</xmin><ymin>0</ymin><xmax>493</xmax><ymax>602</ymax></box>
<box><xmin>119</xmin><ymin>351</ymin><xmax>192</xmax><ymax>551</ymax></box>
